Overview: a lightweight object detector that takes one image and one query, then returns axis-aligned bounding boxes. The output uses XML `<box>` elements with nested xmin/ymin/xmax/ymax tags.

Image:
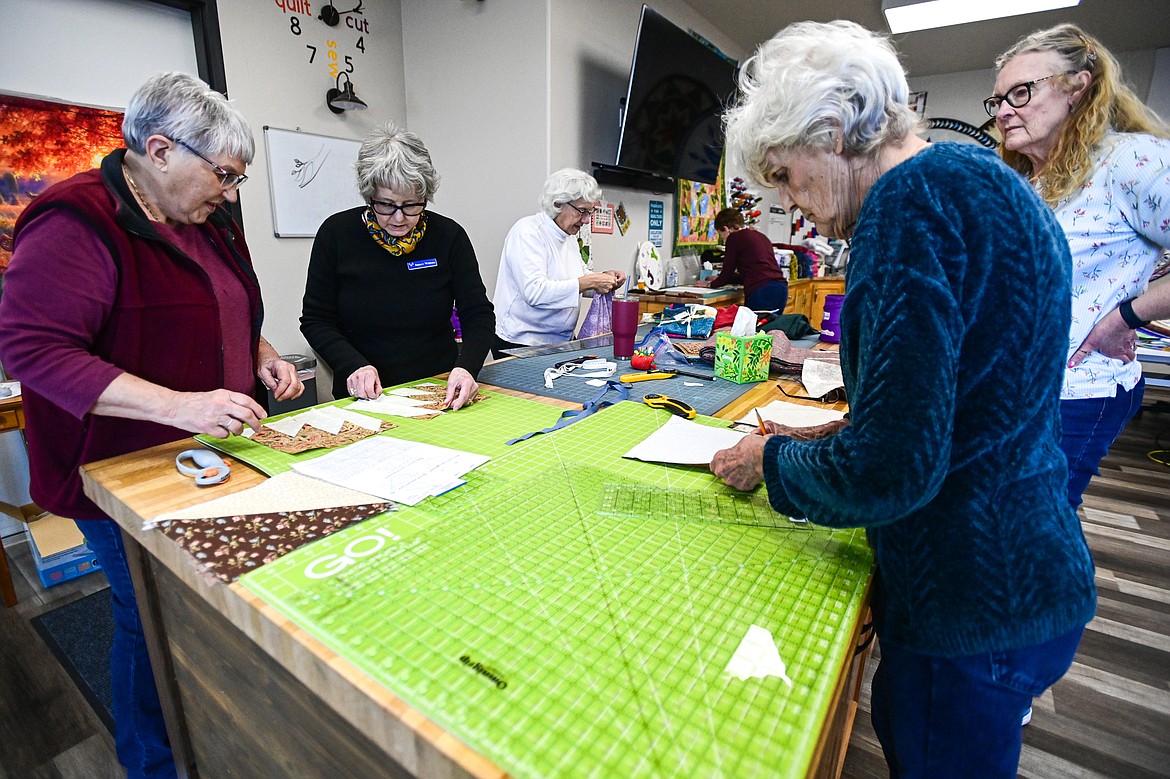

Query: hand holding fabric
<box><xmin>444</xmin><ymin>367</ymin><xmax>479</xmax><ymax>410</ymax></box>
<box><xmin>346</xmin><ymin>365</ymin><xmax>383</xmax><ymax>399</ymax></box>
<box><xmin>710</xmin><ymin>433</ymin><xmax>771</xmax><ymax>491</ymax></box>
<box><xmin>171</xmin><ymin>388</ymin><xmax>266</xmax><ymax>438</ymax></box>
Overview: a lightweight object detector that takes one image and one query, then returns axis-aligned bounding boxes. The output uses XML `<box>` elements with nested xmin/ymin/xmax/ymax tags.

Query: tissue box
<box><xmin>714</xmin><ymin>332</ymin><xmax>773</xmax><ymax>383</ymax></box>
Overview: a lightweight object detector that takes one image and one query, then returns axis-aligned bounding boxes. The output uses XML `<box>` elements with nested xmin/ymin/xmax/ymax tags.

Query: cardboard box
<box><xmin>714</xmin><ymin>332</ymin><xmax>773</xmax><ymax>383</ymax></box>
<box><xmin>26</xmin><ymin>513</ymin><xmax>101</xmax><ymax>588</ymax></box>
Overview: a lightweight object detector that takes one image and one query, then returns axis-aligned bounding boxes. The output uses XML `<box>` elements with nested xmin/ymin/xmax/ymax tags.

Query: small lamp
<box><xmin>326</xmin><ymin>72</ymin><xmax>368</xmax><ymax>114</ymax></box>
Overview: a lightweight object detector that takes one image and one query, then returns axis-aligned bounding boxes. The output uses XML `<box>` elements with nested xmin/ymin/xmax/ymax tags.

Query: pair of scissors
<box><xmin>642</xmin><ymin>393</ymin><xmax>696</xmax><ymax>419</ymax></box>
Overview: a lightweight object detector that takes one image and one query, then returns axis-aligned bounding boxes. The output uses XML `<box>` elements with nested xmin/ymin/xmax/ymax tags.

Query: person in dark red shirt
<box><xmin>694</xmin><ymin>208</ymin><xmax>788</xmax><ymax>311</ymax></box>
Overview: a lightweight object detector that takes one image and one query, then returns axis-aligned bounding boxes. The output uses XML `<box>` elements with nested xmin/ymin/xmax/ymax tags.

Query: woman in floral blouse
<box><xmin>990</xmin><ymin>23</ymin><xmax>1170</xmax><ymax>507</ymax></box>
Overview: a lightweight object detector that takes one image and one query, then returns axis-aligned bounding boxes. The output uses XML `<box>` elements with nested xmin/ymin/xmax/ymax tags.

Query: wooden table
<box><xmin>0</xmin><ymin>392</ymin><xmax>38</xmax><ymax>607</ymax></box>
<box><xmin>81</xmin><ymin>378</ymin><xmax>868</xmax><ymax>779</ymax></box>
<box><xmin>628</xmin><ymin>286</ymin><xmax>742</xmax><ymax>316</ymax></box>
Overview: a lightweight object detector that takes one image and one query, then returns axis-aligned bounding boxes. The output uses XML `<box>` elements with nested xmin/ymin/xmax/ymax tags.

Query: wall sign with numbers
<box><xmin>273</xmin><ymin>0</ymin><xmax>370</xmax><ymax>92</ymax></box>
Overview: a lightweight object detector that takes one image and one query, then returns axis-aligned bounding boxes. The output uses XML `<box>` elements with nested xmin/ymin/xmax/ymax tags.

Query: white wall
<box><xmin>216</xmin><ymin>0</ymin><xmax>407</xmax><ymax>401</ymax></box>
<box><xmin>400</xmin><ymin>0</ymin><xmax>550</xmax><ymax>302</ymax></box>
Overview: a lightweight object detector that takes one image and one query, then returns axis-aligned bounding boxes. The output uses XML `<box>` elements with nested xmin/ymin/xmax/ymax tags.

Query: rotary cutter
<box><xmin>642</xmin><ymin>393</ymin><xmax>696</xmax><ymax>420</ymax></box>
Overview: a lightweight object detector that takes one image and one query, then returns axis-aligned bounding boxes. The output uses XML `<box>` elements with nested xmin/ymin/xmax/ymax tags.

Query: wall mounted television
<box><xmin>613</xmin><ymin>5</ymin><xmax>738</xmax><ymax>185</ymax></box>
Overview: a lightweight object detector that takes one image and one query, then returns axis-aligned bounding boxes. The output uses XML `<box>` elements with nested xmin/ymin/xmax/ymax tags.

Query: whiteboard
<box><xmin>264</xmin><ymin>126</ymin><xmax>364</xmax><ymax>238</ymax></box>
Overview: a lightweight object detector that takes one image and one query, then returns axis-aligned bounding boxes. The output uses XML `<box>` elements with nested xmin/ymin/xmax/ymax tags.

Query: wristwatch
<box><xmin>1118</xmin><ymin>299</ymin><xmax>1149</xmax><ymax>330</ymax></box>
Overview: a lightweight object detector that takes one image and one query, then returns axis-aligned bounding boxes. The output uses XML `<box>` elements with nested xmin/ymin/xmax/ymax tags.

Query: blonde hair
<box><xmin>994</xmin><ymin>24</ymin><xmax>1169</xmax><ymax>206</ymax></box>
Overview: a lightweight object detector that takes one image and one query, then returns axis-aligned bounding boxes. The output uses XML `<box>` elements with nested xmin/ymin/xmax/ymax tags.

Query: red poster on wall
<box><xmin>0</xmin><ymin>94</ymin><xmax>124</xmax><ymax>273</ymax></box>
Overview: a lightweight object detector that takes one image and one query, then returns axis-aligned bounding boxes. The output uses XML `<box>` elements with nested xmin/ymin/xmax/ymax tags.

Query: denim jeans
<box><xmin>1061</xmin><ymin>378</ymin><xmax>1145</xmax><ymax>508</ymax></box>
<box><xmin>77</xmin><ymin>519</ymin><xmax>177</xmax><ymax>779</ymax></box>
<box><xmin>745</xmin><ymin>280</ymin><xmax>789</xmax><ymax>313</ymax></box>
<box><xmin>870</xmin><ymin>626</ymin><xmax>1084</xmax><ymax>778</ymax></box>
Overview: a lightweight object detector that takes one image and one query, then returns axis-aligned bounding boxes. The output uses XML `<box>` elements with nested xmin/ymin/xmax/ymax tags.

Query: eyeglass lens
<box><xmin>370</xmin><ymin>200</ymin><xmax>425</xmax><ymax>216</ymax></box>
<box><xmin>175</xmin><ymin>139</ymin><xmax>248</xmax><ymax>188</ymax></box>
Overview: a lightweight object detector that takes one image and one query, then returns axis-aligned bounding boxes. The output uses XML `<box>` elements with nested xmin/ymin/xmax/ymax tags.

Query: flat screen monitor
<box><xmin>615</xmin><ymin>5</ymin><xmax>738</xmax><ymax>185</ymax></box>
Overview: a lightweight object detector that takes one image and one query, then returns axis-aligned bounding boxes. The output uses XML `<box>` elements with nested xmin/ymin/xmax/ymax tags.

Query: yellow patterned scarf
<box><xmin>362</xmin><ymin>207</ymin><xmax>427</xmax><ymax>256</ymax></box>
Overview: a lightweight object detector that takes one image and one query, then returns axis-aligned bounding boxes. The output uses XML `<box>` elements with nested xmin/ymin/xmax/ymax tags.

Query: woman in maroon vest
<box><xmin>0</xmin><ymin>72</ymin><xmax>302</xmax><ymax>779</ymax></box>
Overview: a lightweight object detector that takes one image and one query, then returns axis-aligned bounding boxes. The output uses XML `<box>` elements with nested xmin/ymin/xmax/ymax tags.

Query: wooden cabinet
<box><xmin>810</xmin><ymin>277</ymin><xmax>846</xmax><ymax>330</ymax></box>
<box><xmin>784</xmin><ymin>279</ymin><xmax>813</xmax><ymax>318</ymax></box>
<box><xmin>784</xmin><ymin>277</ymin><xmax>846</xmax><ymax>326</ymax></box>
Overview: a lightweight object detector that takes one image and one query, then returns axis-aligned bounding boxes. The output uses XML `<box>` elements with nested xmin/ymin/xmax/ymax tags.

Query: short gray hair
<box><xmin>122</xmin><ymin>72</ymin><xmax>255</xmax><ymax>163</ymax></box>
<box><xmin>539</xmin><ymin>168</ymin><xmax>602</xmax><ymax>218</ymax></box>
<box><xmin>354</xmin><ymin>123</ymin><xmax>439</xmax><ymax>202</ymax></box>
<box><xmin>724</xmin><ymin>21</ymin><xmax>920</xmax><ymax>187</ymax></box>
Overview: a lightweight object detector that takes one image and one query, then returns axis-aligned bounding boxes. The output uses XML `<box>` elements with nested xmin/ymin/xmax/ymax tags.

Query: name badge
<box><xmin>407</xmin><ymin>258</ymin><xmax>438</xmax><ymax>271</ymax></box>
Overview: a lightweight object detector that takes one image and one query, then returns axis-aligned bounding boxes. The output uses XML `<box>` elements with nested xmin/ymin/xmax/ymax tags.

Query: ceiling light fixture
<box><xmin>881</xmin><ymin>0</ymin><xmax>1081</xmax><ymax>34</ymax></box>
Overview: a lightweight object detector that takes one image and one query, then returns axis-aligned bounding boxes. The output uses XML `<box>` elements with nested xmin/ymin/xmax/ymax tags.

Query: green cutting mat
<box><xmin>240</xmin><ymin>399</ymin><xmax>873</xmax><ymax>778</ymax></box>
<box><xmin>196</xmin><ymin>383</ymin><xmax>567</xmax><ymax>475</ymax></box>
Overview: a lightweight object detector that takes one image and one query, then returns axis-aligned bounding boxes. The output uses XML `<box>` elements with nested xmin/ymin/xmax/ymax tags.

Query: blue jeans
<box><xmin>77</xmin><ymin>519</ymin><xmax>177</xmax><ymax>779</ymax></box>
<box><xmin>745</xmin><ymin>280</ymin><xmax>789</xmax><ymax>312</ymax></box>
<box><xmin>1060</xmin><ymin>379</ymin><xmax>1144</xmax><ymax>508</ymax></box>
<box><xmin>870</xmin><ymin>627</ymin><xmax>1083</xmax><ymax>778</ymax></box>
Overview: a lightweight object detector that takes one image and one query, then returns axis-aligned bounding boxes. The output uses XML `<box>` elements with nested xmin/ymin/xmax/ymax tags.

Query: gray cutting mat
<box><xmin>478</xmin><ymin>340</ymin><xmax>763</xmax><ymax>416</ymax></box>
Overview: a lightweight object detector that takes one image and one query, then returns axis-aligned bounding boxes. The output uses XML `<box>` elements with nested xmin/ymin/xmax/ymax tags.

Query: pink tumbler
<box><xmin>612</xmin><ymin>298</ymin><xmax>639</xmax><ymax>360</ymax></box>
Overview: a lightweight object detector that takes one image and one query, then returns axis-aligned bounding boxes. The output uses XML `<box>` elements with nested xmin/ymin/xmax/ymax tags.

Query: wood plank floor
<box><xmin>842</xmin><ymin>387</ymin><xmax>1170</xmax><ymax>779</ymax></box>
<box><xmin>2</xmin><ymin>387</ymin><xmax>1168</xmax><ymax>778</ymax></box>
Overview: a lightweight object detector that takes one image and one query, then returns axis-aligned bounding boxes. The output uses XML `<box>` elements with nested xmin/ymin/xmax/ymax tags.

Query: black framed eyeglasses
<box><xmin>368</xmin><ymin>199</ymin><xmax>426</xmax><ymax>217</ymax></box>
<box><xmin>983</xmin><ymin>71</ymin><xmax>1077</xmax><ymax>117</ymax></box>
<box><xmin>558</xmin><ymin>201</ymin><xmax>596</xmax><ymax>217</ymax></box>
<box><xmin>174</xmin><ymin>139</ymin><xmax>249</xmax><ymax>188</ymax></box>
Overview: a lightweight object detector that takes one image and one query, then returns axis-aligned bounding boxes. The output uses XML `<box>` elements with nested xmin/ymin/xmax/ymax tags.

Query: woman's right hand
<box><xmin>346</xmin><ymin>365</ymin><xmax>383</xmax><ymax>399</ymax></box>
<box><xmin>579</xmin><ymin>272</ymin><xmax>620</xmax><ymax>294</ymax></box>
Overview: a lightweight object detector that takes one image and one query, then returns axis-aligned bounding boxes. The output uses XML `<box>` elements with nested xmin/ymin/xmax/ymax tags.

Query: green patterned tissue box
<box><xmin>714</xmin><ymin>331</ymin><xmax>772</xmax><ymax>383</ymax></box>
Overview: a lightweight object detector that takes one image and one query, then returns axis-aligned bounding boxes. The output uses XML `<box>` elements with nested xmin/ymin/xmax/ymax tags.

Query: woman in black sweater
<box><xmin>301</xmin><ymin>124</ymin><xmax>494</xmax><ymax>408</ymax></box>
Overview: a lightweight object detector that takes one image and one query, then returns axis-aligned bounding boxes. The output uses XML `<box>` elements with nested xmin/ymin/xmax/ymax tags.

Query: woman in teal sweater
<box><xmin>712</xmin><ymin>21</ymin><xmax>1095</xmax><ymax>778</ymax></box>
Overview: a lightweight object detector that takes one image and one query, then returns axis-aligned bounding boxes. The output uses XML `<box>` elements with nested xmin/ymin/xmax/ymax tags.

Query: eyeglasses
<box><xmin>174</xmin><ymin>139</ymin><xmax>249</xmax><ymax>189</ymax></box>
<box><xmin>368</xmin><ymin>199</ymin><xmax>426</xmax><ymax>217</ymax></box>
<box><xmin>983</xmin><ymin>71</ymin><xmax>1077</xmax><ymax>117</ymax></box>
<box><xmin>558</xmin><ymin>201</ymin><xmax>596</xmax><ymax>217</ymax></box>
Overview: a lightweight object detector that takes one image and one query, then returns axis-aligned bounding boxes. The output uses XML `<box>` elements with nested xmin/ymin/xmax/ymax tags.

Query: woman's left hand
<box><xmin>710</xmin><ymin>433</ymin><xmax>770</xmax><ymax>491</ymax></box>
<box><xmin>607</xmin><ymin>270</ymin><xmax>628</xmax><ymax>288</ymax></box>
<box><xmin>258</xmin><ymin>355</ymin><xmax>304</xmax><ymax>401</ymax></box>
<box><xmin>444</xmin><ymin>367</ymin><xmax>479</xmax><ymax>410</ymax></box>
<box><xmin>256</xmin><ymin>336</ymin><xmax>304</xmax><ymax>401</ymax></box>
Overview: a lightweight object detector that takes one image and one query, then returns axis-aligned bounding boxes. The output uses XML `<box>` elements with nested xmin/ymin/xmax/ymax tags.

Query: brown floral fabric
<box><xmin>157</xmin><ymin>503</ymin><xmax>392</xmax><ymax>583</ymax></box>
<box><xmin>251</xmin><ymin>419</ymin><xmax>398</xmax><ymax>454</ymax></box>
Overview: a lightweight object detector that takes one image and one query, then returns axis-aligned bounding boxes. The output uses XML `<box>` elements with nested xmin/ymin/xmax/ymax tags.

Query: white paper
<box><xmin>736</xmin><ymin>400</ymin><xmax>845</xmax><ymax>430</ymax></box>
<box><xmin>291</xmin><ymin>435</ymin><xmax>490</xmax><ymax>506</ymax></box>
<box><xmin>724</xmin><ymin>624</ymin><xmax>793</xmax><ymax>685</ymax></box>
<box><xmin>263</xmin><ymin>416</ymin><xmax>307</xmax><ymax>437</ymax></box>
<box><xmin>297</xmin><ymin>407</ymin><xmax>346</xmax><ymax>435</ymax></box>
<box><xmin>622</xmin><ymin>416</ymin><xmax>746</xmax><ymax>465</ymax></box>
<box><xmin>801</xmin><ymin>358</ymin><xmax>844</xmax><ymax>399</ymax></box>
<box><xmin>262</xmin><ymin>405</ymin><xmax>384</xmax><ymax>437</ymax></box>
<box><xmin>351</xmin><ymin>396</ymin><xmax>439</xmax><ymax>417</ymax></box>
<box><xmin>150</xmin><ymin>471</ymin><xmax>387</xmax><ymax>524</ymax></box>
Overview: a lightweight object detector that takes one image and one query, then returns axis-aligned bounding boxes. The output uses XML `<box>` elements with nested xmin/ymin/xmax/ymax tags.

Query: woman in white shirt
<box><xmin>492</xmin><ymin>168</ymin><xmax>627</xmax><ymax>356</ymax></box>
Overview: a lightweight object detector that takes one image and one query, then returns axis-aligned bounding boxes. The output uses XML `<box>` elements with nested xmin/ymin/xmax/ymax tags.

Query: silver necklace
<box><xmin>123</xmin><ymin>163</ymin><xmax>163</xmax><ymax>222</ymax></box>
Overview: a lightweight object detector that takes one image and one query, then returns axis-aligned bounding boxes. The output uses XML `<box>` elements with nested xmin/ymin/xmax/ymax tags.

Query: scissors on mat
<box><xmin>642</xmin><ymin>393</ymin><xmax>696</xmax><ymax>419</ymax></box>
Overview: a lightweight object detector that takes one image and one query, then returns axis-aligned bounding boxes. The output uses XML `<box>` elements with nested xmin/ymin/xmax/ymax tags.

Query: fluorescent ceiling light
<box><xmin>882</xmin><ymin>0</ymin><xmax>1080</xmax><ymax>34</ymax></box>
